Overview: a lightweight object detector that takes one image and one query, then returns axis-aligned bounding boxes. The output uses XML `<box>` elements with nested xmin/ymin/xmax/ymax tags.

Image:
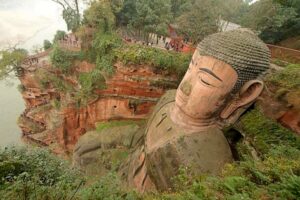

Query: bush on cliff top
<box><xmin>50</xmin><ymin>45</ymin><xmax>84</xmax><ymax>74</ymax></box>
<box><xmin>83</xmin><ymin>29</ymin><xmax>191</xmax><ymax>79</ymax></box>
<box><xmin>115</xmin><ymin>44</ymin><xmax>192</xmax><ymax>79</ymax></box>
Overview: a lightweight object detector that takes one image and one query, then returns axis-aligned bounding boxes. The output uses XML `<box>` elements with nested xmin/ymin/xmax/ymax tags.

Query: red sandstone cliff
<box><xmin>18</xmin><ymin>51</ymin><xmax>178</xmax><ymax>154</ymax></box>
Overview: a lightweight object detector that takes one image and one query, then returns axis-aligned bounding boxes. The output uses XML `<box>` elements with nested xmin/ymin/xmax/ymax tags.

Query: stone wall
<box><xmin>267</xmin><ymin>44</ymin><xmax>300</xmax><ymax>63</ymax></box>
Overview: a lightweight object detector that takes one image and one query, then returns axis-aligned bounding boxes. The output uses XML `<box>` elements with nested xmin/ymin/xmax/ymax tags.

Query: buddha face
<box><xmin>175</xmin><ymin>50</ymin><xmax>238</xmax><ymax>120</ymax></box>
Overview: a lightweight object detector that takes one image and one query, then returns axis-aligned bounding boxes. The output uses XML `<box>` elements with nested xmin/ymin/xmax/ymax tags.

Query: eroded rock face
<box><xmin>18</xmin><ymin>56</ymin><xmax>177</xmax><ymax>153</ymax></box>
<box><xmin>257</xmin><ymin>85</ymin><xmax>300</xmax><ymax>134</ymax></box>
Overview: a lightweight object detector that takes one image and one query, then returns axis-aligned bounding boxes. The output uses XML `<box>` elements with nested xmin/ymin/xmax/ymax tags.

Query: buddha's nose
<box><xmin>180</xmin><ymin>81</ymin><xmax>192</xmax><ymax>96</ymax></box>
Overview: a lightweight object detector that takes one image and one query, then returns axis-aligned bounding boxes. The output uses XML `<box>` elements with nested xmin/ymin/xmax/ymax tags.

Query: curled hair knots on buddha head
<box><xmin>197</xmin><ymin>28</ymin><xmax>271</xmax><ymax>94</ymax></box>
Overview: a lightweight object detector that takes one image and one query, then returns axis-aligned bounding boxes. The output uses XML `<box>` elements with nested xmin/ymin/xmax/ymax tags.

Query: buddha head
<box><xmin>172</xmin><ymin>29</ymin><xmax>270</xmax><ymax>129</ymax></box>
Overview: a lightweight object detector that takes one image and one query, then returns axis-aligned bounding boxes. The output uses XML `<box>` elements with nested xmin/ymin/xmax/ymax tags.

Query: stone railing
<box><xmin>267</xmin><ymin>44</ymin><xmax>300</xmax><ymax>63</ymax></box>
<box><xmin>58</xmin><ymin>40</ymin><xmax>81</xmax><ymax>50</ymax></box>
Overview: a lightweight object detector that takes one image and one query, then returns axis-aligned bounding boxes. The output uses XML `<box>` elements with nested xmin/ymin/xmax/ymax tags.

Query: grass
<box><xmin>95</xmin><ymin>120</ymin><xmax>142</xmax><ymax>132</ymax></box>
<box><xmin>266</xmin><ymin>63</ymin><xmax>300</xmax><ymax>90</ymax></box>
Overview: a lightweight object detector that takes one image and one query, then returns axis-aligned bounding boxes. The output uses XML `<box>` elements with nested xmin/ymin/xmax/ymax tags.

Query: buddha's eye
<box><xmin>198</xmin><ymin>73</ymin><xmax>215</xmax><ymax>87</ymax></box>
<box><xmin>200</xmin><ymin>78</ymin><xmax>212</xmax><ymax>86</ymax></box>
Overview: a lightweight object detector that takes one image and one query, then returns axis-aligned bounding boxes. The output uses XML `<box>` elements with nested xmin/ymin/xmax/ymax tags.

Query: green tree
<box><xmin>43</xmin><ymin>40</ymin><xmax>52</xmax><ymax>50</ymax></box>
<box><xmin>116</xmin><ymin>0</ymin><xmax>137</xmax><ymax>26</ymax></box>
<box><xmin>241</xmin><ymin>0</ymin><xmax>297</xmax><ymax>43</ymax></box>
<box><xmin>53</xmin><ymin>30</ymin><xmax>66</xmax><ymax>43</ymax></box>
<box><xmin>129</xmin><ymin>0</ymin><xmax>172</xmax><ymax>37</ymax></box>
<box><xmin>50</xmin><ymin>45</ymin><xmax>72</xmax><ymax>73</ymax></box>
<box><xmin>0</xmin><ymin>49</ymin><xmax>28</xmax><ymax>80</ymax></box>
<box><xmin>51</xmin><ymin>0</ymin><xmax>81</xmax><ymax>31</ymax></box>
<box><xmin>271</xmin><ymin>0</ymin><xmax>300</xmax><ymax>43</ymax></box>
<box><xmin>83</xmin><ymin>0</ymin><xmax>116</xmax><ymax>31</ymax></box>
<box><xmin>176</xmin><ymin>0</ymin><xmax>219</xmax><ymax>43</ymax></box>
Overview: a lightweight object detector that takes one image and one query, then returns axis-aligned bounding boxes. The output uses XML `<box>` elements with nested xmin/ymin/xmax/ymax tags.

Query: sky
<box><xmin>0</xmin><ymin>0</ymin><xmax>258</xmax><ymax>51</ymax></box>
<box><xmin>0</xmin><ymin>0</ymin><xmax>67</xmax><ymax>51</ymax></box>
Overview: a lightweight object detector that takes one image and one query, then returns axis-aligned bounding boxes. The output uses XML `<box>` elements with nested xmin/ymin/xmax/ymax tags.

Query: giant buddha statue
<box><xmin>73</xmin><ymin>29</ymin><xmax>271</xmax><ymax>193</ymax></box>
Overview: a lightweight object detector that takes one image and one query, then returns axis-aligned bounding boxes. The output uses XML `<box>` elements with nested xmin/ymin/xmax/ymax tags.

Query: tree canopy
<box><xmin>51</xmin><ymin>0</ymin><xmax>81</xmax><ymax>31</ymax></box>
<box><xmin>240</xmin><ymin>0</ymin><xmax>299</xmax><ymax>44</ymax></box>
<box><xmin>0</xmin><ymin>49</ymin><xmax>28</xmax><ymax>80</ymax></box>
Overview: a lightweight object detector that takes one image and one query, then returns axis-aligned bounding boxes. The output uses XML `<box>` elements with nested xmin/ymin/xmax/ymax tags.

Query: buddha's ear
<box><xmin>220</xmin><ymin>80</ymin><xmax>264</xmax><ymax>120</ymax></box>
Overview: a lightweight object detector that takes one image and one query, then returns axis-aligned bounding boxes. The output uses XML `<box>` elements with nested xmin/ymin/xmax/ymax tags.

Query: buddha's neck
<box><xmin>170</xmin><ymin>105</ymin><xmax>218</xmax><ymax>132</ymax></box>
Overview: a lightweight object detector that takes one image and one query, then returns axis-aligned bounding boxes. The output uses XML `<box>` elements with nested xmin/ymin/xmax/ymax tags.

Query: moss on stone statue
<box><xmin>95</xmin><ymin>120</ymin><xmax>145</xmax><ymax>133</ymax></box>
<box><xmin>73</xmin><ymin>120</ymin><xmax>146</xmax><ymax>176</ymax></box>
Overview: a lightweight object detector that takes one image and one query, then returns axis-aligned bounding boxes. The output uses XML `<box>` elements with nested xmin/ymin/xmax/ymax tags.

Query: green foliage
<box><xmin>52</xmin><ymin>0</ymin><xmax>81</xmax><ymax>32</ymax></box>
<box><xmin>0</xmin><ymin>49</ymin><xmax>27</xmax><ymax>80</ymax></box>
<box><xmin>53</xmin><ymin>30</ymin><xmax>66</xmax><ymax>43</ymax></box>
<box><xmin>50</xmin><ymin>45</ymin><xmax>72</xmax><ymax>73</ymax></box>
<box><xmin>0</xmin><ymin>147</ymin><xmax>140</xmax><ymax>200</ymax></box>
<box><xmin>115</xmin><ymin>44</ymin><xmax>191</xmax><ymax>79</ymax></box>
<box><xmin>239</xmin><ymin>108</ymin><xmax>300</xmax><ymax>156</ymax></box>
<box><xmin>43</xmin><ymin>40</ymin><xmax>52</xmax><ymax>50</ymax></box>
<box><xmin>241</xmin><ymin>0</ymin><xmax>299</xmax><ymax>44</ymax></box>
<box><xmin>92</xmin><ymin>32</ymin><xmax>122</xmax><ymax>76</ymax></box>
<box><xmin>0</xmin><ymin>147</ymin><xmax>84</xmax><ymax>200</ymax></box>
<box><xmin>83</xmin><ymin>0</ymin><xmax>116</xmax><ymax>31</ymax></box>
<box><xmin>176</xmin><ymin>0</ymin><xmax>219</xmax><ymax>43</ymax></box>
<box><xmin>63</xmin><ymin>7</ymin><xmax>80</xmax><ymax>31</ymax></box>
<box><xmin>78</xmin><ymin>70</ymin><xmax>106</xmax><ymax>93</ymax></box>
<box><xmin>50</xmin><ymin>75</ymin><xmax>75</xmax><ymax>93</ymax></box>
<box><xmin>96</xmin><ymin>120</ymin><xmax>139</xmax><ymax>132</ymax></box>
<box><xmin>50</xmin><ymin>45</ymin><xmax>82</xmax><ymax>74</ymax></box>
<box><xmin>75</xmin><ymin>70</ymin><xmax>106</xmax><ymax>106</ymax></box>
<box><xmin>266</xmin><ymin>64</ymin><xmax>300</xmax><ymax>90</ymax></box>
<box><xmin>51</xmin><ymin>99</ymin><xmax>61</xmax><ymax>110</ymax></box>
<box><xmin>78</xmin><ymin>172</ymin><xmax>139</xmax><ymax>200</ymax></box>
<box><xmin>117</xmin><ymin>0</ymin><xmax>172</xmax><ymax>36</ymax></box>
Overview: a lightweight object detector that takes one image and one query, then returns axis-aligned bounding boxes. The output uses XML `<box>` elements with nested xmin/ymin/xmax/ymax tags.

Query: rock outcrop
<box><xmin>18</xmin><ymin>50</ymin><xmax>178</xmax><ymax>154</ymax></box>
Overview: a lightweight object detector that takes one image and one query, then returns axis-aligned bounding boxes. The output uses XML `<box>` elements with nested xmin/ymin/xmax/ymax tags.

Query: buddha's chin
<box><xmin>175</xmin><ymin>91</ymin><xmax>189</xmax><ymax>107</ymax></box>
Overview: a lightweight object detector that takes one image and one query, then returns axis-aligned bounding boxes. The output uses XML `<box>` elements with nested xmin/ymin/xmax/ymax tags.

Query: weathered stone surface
<box><xmin>126</xmin><ymin>92</ymin><xmax>233</xmax><ymax>191</ymax></box>
<box><xmin>73</xmin><ymin>122</ymin><xmax>142</xmax><ymax>176</ymax></box>
<box><xmin>18</xmin><ymin>58</ymin><xmax>175</xmax><ymax>153</ymax></box>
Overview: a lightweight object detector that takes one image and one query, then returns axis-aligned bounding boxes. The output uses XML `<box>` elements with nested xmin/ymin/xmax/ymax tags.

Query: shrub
<box><xmin>93</xmin><ymin>32</ymin><xmax>122</xmax><ymax>76</ymax></box>
<box><xmin>115</xmin><ymin>44</ymin><xmax>191</xmax><ymax>79</ymax></box>
<box><xmin>43</xmin><ymin>40</ymin><xmax>52</xmax><ymax>50</ymax></box>
<box><xmin>0</xmin><ymin>147</ymin><xmax>84</xmax><ymax>200</ymax></box>
<box><xmin>50</xmin><ymin>45</ymin><xmax>73</xmax><ymax>73</ymax></box>
<box><xmin>53</xmin><ymin>30</ymin><xmax>66</xmax><ymax>43</ymax></box>
<box><xmin>266</xmin><ymin>64</ymin><xmax>300</xmax><ymax>90</ymax></box>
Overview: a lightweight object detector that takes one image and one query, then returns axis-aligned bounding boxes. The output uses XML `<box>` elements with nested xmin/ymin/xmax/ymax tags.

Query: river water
<box><xmin>0</xmin><ymin>79</ymin><xmax>25</xmax><ymax>147</ymax></box>
<box><xmin>0</xmin><ymin>0</ymin><xmax>67</xmax><ymax>147</ymax></box>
